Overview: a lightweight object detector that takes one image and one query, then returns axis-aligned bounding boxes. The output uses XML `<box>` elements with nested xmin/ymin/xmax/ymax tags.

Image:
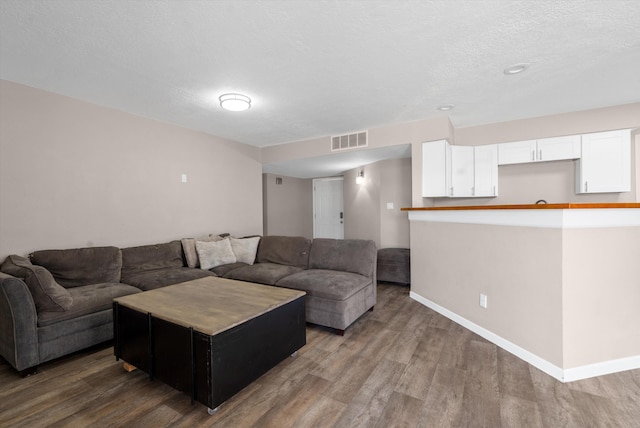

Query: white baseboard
<box><xmin>410</xmin><ymin>291</ymin><xmax>640</xmax><ymax>383</ymax></box>
<box><xmin>563</xmin><ymin>355</ymin><xmax>640</xmax><ymax>382</ymax></box>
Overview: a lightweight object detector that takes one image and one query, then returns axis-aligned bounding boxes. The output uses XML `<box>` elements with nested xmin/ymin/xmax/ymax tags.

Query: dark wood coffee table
<box><xmin>112</xmin><ymin>276</ymin><xmax>306</xmax><ymax>413</ymax></box>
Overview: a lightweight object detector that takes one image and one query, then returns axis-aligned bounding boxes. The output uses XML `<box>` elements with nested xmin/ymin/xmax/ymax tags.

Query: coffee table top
<box><xmin>114</xmin><ymin>276</ymin><xmax>305</xmax><ymax>336</ymax></box>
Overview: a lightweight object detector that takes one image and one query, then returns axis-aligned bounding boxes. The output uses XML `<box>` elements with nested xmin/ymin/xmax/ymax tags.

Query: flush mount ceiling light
<box><xmin>503</xmin><ymin>63</ymin><xmax>530</xmax><ymax>75</ymax></box>
<box><xmin>219</xmin><ymin>93</ymin><xmax>251</xmax><ymax>111</ymax></box>
<box><xmin>437</xmin><ymin>104</ymin><xmax>454</xmax><ymax>111</ymax></box>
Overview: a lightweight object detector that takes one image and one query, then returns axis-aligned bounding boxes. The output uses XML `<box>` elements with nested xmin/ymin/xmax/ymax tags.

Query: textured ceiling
<box><xmin>1</xmin><ymin>0</ymin><xmax>639</xmax><ymax>153</ymax></box>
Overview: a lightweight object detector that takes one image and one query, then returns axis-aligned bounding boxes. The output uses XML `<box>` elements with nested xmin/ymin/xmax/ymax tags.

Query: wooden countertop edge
<box><xmin>401</xmin><ymin>203</ymin><xmax>640</xmax><ymax>211</ymax></box>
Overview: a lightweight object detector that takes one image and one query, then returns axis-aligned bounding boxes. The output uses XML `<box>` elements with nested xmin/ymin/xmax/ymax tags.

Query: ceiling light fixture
<box><xmin>503</xmin><ymin>63</ymin><xmax>530</xmax><ymax>75</ymax></box>
<box><xmin>219</xmin><ymin>93</ymin><xmax>251</xmax><ymax>111</ymax></box>
<box><xmin>437</xmin><ymin>104</ymin><xmax>454</xmax><ymax>111</ymax></box>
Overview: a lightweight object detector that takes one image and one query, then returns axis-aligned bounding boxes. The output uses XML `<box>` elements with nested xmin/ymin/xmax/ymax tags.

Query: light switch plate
<box><xmin>480</xmin><ymin>293</ymin><xmax>488</xmax><ymax>308</ymax></box>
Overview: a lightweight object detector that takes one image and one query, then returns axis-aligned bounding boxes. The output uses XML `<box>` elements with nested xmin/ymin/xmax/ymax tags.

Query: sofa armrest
<box><xmin>0</xmin><ymin>273</ymin><xmax>39</xmax><ymax>371</ymax></box>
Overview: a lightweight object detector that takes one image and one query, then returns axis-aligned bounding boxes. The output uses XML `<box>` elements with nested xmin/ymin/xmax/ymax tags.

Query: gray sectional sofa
<box><xmin>0</xmin><ymin>235</ymin><xmax>376</xmax><ymax>374</ymax></box>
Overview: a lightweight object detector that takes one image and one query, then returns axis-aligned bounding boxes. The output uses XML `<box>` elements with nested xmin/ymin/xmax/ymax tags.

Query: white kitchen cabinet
<box><xmin>473</xmin><ymin>144</ymin><xmax>499</xmax><ymax>197</ymax></box>
<box><xmin>422</xmin><ymin>141</ymin><xmax>498</xmax><ymax>198</ymax></box>
<box><xmin>498</xmin><ymin>139</ymin><xmax>537</xmax><ymax>165</ymax></box>
<box><xmin>451</xmin><ymin>145</ymin><xmax>474</xmax><ymax>197</ymax></box>
<box><xmin>498</xmin><ymin>135</ymin><xmax>581</xmax><ymax>165</ymax></box>
<box><xmin>422</xmin><ymin>140</ymin><xmax>451</xmax><ymax>197</ymax></box>
<box><xmin>537</xmin><ymin>135</ymin><xmax>581</xmax><ymax>161</ymax></box>
<box><xmin>576</xmin><ymin>129</ymin><xmax>631</xmax><ymax>193</ymax></box>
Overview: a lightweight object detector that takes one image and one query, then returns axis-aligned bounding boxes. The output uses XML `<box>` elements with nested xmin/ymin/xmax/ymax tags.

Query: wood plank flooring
<box><xmin>2</xmin><ymin>283</ymin><xmax>640</xmax><ymax>427</ymax></box>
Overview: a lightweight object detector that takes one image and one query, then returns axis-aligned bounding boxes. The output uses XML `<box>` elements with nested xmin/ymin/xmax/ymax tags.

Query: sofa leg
<box><xmin>368</xmin><ymin>306</ymin><xmax>374</xmax><ymax>312</ymax></box>
<box><xmin>19</xmin><ymin>366</ymin><xmax>38</xmax><ymax>377</ymax></box>
<box><xmin>335</xmin><ymin>328</ymin><xmax>345</xmax><ymax>336</ymax></box>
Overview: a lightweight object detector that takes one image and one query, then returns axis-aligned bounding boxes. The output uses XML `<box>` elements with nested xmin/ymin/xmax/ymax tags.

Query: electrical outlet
<box><xmin>479</xmin><ymin>293</ymin><xmax>488</xmax><ymax>308</ymax></box>
<box><xmin>181</xmin><ymin>174</ymin><xmax>188</xmax><ymax>183</ymax></box>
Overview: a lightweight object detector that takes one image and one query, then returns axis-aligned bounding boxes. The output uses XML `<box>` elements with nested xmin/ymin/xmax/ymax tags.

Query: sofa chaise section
<box><xmin>276</xmin><ymin>238</ymin><xmax>377</xmax><ymax>334</ymax></box>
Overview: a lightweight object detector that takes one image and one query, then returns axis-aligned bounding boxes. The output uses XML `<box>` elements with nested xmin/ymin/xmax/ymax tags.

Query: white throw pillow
<box><xmin>196</xmin><ymin>238</ymin><xmax>236</xmax><ymax>270</ymax></box>
<box><xmin>182</xmin><ymin>235</ymin><xmax>224</xmax><ymax>268</ymax></box>
<box><xmin>230</xmin><ymin>237</ymin><xmax>260</xmax><ymax>265</ymax></box>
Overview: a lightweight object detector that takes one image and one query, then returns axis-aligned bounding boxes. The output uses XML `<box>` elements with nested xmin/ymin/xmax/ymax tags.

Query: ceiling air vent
<box><xmin>331</xmin><ymin>131</ymin><xmax>368</xmax><ymax>151</ymax></box>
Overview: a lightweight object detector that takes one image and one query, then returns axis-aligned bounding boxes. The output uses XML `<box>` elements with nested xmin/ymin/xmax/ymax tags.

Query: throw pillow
<box><xmin>0</xmin><ymin>255</ymin><xmax>73</xmax><ymax>312</ymax></box>
<box><xmin>230</xmin><ymin>237</ymin><xmax>260</xmax><ymax>265</ymax></box>
<box><xmin>196</xmin><ymin>238</ymin><xmax>236</xmax><ymax>270</ymax></box>
<box><xmin>181</xmin><ymin>234</ymin><xmax>225</xmax><ymax>268</ymax></box>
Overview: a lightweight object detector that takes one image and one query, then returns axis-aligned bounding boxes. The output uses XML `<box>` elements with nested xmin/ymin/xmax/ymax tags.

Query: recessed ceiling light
<box><xmin>503</xmin><ymin>63</ymin><xmax>529</xmax><ymax>75</ymax></box>
<box><xmin>437</xmin><ymin>104</ymin><xmax>454</xmax><ymax>111</ymax></box>
<box><xmin>219</xmin><ymin>93</ymin><xmax>251</xmax><ymax>111</ymax></box>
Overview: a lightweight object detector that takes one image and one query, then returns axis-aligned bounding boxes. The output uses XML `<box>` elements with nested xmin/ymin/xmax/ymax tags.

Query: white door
<box><xmin>313</xmin><ymin>178</ymin><xmax>344</xmax><ymax>239</ymax></box>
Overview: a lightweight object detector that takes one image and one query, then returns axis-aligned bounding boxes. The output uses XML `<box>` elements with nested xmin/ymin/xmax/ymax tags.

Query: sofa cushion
<box><xmin>230</xmin><ymin>236</ymin><xmax>260</xmax><ymax>265</ymax></box>
<box><xmin>209</xmin><ymin>262</ymin><xmax>248</xmax><ymax>277</ymax></box>
<box><xmin>37</xmin><ymin>283</ymin><xmax>141</xmax><ymax>327</ymax></box>
<box><xmin>121</xmin><ymin>241</ymin><xmax>184</xmax><ymax>277</ymax></box>
<box><xmin>256</xmin><ymin>236</ymin><xmax>311</xmax><ymax>269</ymax></box>
<box><xmin>121</xmin><ymin>267</ymin><xmax>216</xmax><ymax>291</ymax></box>
<box><xmin>309</xmin><ymin>238</ymin><xmax>377</xmax><ymax>277</ymax></box>
<box><xmin>224</xmin><ymin>262</ymin><xmax>304</xmax><ymax>285</ymax></box>
<box><xmin>1</xmin><ymin>255</ymin><xmax>73</xmax><ymax>312</ymax></box>
<box><xmin>181</xmin><ymin>235</ymin><xmax>225</xmax><ymax>268</ymax></box>
<box><xmin>29</xmin><ymin>246</ymin><xmax>122</xmax><ymax>288</ymax></box>
<box><xmin>196</xmin><ymin>238</ymin><xmax>236</xmax><ymax>270</ymax></box>
<box><xmin>276</xmin><ymin>269</ymin><xmax>372</xmax><ymax>301</ymax></box>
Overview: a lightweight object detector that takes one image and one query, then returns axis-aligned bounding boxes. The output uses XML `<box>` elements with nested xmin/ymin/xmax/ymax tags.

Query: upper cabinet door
<box><xmin>577</xmin><ymin>130</ymin><xmax>631</xmax><ymax>193</ymax></box>
<box><xmin>451</xmin><ymin>145</ymin><xmax>475</xmax><ymax>197</ymax></box>
<box><xmin>498</xmin><ymin>140</ymin><xmax>537</xmax><ymax>165</ymax></box>
<box><xmin>536</xmin><ymin>135</ymin><xmax>581</xmax><ymax>162</ymax></box>
<box><xmin>498</xmin><ymin>135</ymin><xmax>581</xmax><ymax>165</ymax></box>
<box><xmin>474</xmin><ymin>144</ymin><xmax>498</xmax><ymax>197</ymax></box>
<box><xmin>422</xmin><ymin>140</ymin><xmax>451</xmax><ymax>197</ymax></box>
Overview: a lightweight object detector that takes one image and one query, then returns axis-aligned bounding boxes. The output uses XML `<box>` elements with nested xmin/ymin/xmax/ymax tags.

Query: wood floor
<box><xmin>2</xmin><ymin>283</ymin><xmax>640</xmax><ymax>427</ymax></box>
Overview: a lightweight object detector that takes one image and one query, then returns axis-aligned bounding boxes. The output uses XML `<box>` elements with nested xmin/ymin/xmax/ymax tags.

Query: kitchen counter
<box><xmin>402</xmin><ymin>202</ymin><xmax>640</xmax><ymax>211</ymax></box>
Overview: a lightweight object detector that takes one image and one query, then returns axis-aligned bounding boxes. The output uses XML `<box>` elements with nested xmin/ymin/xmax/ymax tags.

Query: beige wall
<box><xmin>410</xmin><ymin>221</ymin><xmax>565</xmax><ymax>366</ymax></box>
<box><xmin>410</xmin><ymin>217</ymin><xmax>640</xmax><ymax>371</ymax></box>
<box><xmin>379</xmin><ymin>158</ymin><xmax>412</xmax><ymax>248</ymax></box>
<box><xmin>562</xmin><ymin>227</ymin><xmax>640</xmax><ymax>368</ymax></box>
<box><xmin>454</xmin><ymin>103</ymin><xmax>640</xmax><ymax>146</ymax></box>
<box><xmin>343</xmin><ymin>157</ymin><xmax>411</xmax><ymax>248</ymax></box>
<box><xmin>0</xmin><ymin>80</ymin><xmax>263</xmax><ymax>259</ymax></box>
<box><xmin>344</xmin><ymin>165</ymin><xmax>380</xmax><ymax>245</ymax></box>
<box><xmin>262</xmin><ymin>173</ymin><xmax>313</xmax><ymax>238</ymax></box>
<box><xmin>262</xmin><ymin>115</ymin><xmax>452</xmax><ymax>165</ymax></box>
